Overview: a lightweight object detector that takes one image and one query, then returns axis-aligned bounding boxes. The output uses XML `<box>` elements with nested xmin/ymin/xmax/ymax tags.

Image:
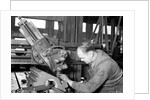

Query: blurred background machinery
<box><xmin>11</xmin><ymin>16</ymin><xmax>123</xmax><ymax>93</ymax></box>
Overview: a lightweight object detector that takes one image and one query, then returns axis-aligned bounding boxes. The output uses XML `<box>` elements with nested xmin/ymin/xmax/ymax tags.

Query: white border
<box><xmin>0</xmin><ymin>10</ymin><xmax>134</xmax><ymax>100</ymax></box>
<box><xmin>0</xmin><ymin>0</ymin><xmax>10</xmax><ymax>10</ymax></box>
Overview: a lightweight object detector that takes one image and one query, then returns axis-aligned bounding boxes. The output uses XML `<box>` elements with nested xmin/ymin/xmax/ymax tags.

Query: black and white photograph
<box><xmin>0</xmin><ymin>5</ymin><xmax>136</xmax><ymax>100</ymax></box>
<box><xmin>0</xmin><ymin>0</ymin><xmax>149</xmax><ymax>100</ymax></box>
<box><xmin>11</xmin><ymin>16</ymin><xmax>123</xmax><ymax>93</ymax></box>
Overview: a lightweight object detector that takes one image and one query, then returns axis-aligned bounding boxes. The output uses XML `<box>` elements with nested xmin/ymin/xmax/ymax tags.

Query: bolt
<box><xmin>33</xmin><ymin>52</ymin><xmax>38</xmax><ymax>57</ymax></box>
<box><xmin>39</xmin><ymin>59</ymin><xmax>44</xmax><ymax>64</ymax></box>
<box><xmin>42</xmin><ymin>52</ymin><xmax>47</xmax><ymax>57</ymax></box>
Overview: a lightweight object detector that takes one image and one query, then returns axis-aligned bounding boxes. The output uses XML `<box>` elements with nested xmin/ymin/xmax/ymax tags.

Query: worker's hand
<box><xmin>58</xmin><ymin>74</ymin><xmax>73</xmax><ymax>87</ymax></box>
<box><xmin>58</xmin><ymin>74</ymin><xmax>70</xmax><ymax>82</ymax></box>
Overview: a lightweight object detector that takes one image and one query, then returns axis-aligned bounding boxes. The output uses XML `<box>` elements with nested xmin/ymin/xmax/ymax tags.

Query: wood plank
<box><xmin>11</xmin><ymin>39</ymin><xmax>29</xmax><ymax>45</ymax></box>
<box><xmin>58</xmin><ymin>21</ymin><xmax>64</xmax><ymax>41</ymax></box>
<box><xmin>21</xmin><ymin>16</ymin><xmax>64</xmax><ymax>21</ymax></box>
<box><xmin>98</xmin><ymin>16</ymin><xmax>103</xmax><ymax>45</ymax></box>
<box><xmin>46</xmin><ymin>20</ymin><xmax>54</xmax><ymax>38</ymax></box>
<box><xmin>11</xmin><ymin>49</ymin><xmax>32</xmax><ymax>54</ymax></box>
<box><xmin>11</xmin><ymin>16</ymin><xmax>15</xmax><ymax>28</ymax></box>
<box><xmin>110</xmin><ymin>17</ymin><xmax>116</xmax><ymax>48</ymax></box>
<box><xmin>11</xmin><ymin>55</ymin><xmax>31</xmax><ymax>59</ymax></box>
<box><xmin>104</xmin><ymin>16</ymin><xmax>109</xmax><ymax>52</ymax></box>
<box><xmin>11</xmin><ymin>39</ymin><xmax>101</xmax><ymax>49</ymax></box>
<box><xmin>75</xmin><ymin>16</ymin><xmax>83</xmax><ymax>43</ymax></box>
<box><xmin>111</xmin><ymin>16</ymin><xmax>122</xmax><ymax>55</ymax></box>
<box><xmin>11</xmin><ymin>61</ymin><xmax>36</xmax><ymax>65</ymax></box>
<box><xmin>65</xmin><ymin>16</ymin><xmax>76</xmax><ymax>43</ymax></box>
<box><xmin>11</xmin><ymin>32</ymin><xmax>24</xmax><ymax>38</ymax></box>
<box><xmin>65</xmin><ymin>17</ymin><xmax>71</xmax><ymax>42</ymax></box>
<box><xmin>78</xmin><ymin>17</ymin><xmax>83</xmax><ymax>43</ymax></box>
<box><xmin>11</xmin><ymin>58</ymin><xmax>37</xmax><ymax>65</ymax></box>
<box><xmin>75</xmin><ymin>17</ymin><xmax>78</xmax><ymax>43</ymax></box>
<box><xmin>86</xmin><ymin>23</ymin><xmax>93</xmax><ymax>40</ymax></box>
<box><xmin>12</xmin><ymin>26</ymin><xmax>48</xmax><ymax>34</ymax></box>
<box><xmin>11</xmin><ymin>46</ymin><xmax>31</xmax><ymax>49</ymax></box>
<box><xmin>70</xmin><ymin>17</ymin><xmax>76</xmax><ymax>43</ymax></box>
<box><xmin>60</xmin><ymin>42</ymin><xmax>101</xmax><ymax>48</ymax></box>
<box><xmin>63</xmin><ymin>17</ymin><xmax>67</xmax><ymax>42</ymax></box>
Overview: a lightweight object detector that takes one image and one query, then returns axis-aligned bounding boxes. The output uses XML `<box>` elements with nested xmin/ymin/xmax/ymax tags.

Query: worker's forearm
<box><xmin>67</xmin><ymin>80</ymin><xmax>73</xmax><ymax>86</ymax></box>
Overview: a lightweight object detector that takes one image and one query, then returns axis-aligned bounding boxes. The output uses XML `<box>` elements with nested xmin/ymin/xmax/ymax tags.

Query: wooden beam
<box><xmin>22</xmin><ymin>16</ymin><xmax>64</xmax><ymax>21</ymax></box>
<box><xmin>98</xmin><ymin>16</ymin><xmax>103</xmax><ymax>45</ymax></box>
<box><xmin>57</xmin><ymin>21</ymin><xmax>64</xmax><ymax>41</ymax></box>
<box><xmin>90</xmin><ymin>16</ymin><xmax>102</xmax><ymax>41</ymax></box>
<box><xmin>11</xmin><ymin>55</ymin><xmax>31</xmax><ymax>59</ymax></box>
<box><xmin>104</xmin><ymin>16</ymin><xmax>109</xmax><ymax>52</ymax></box>
<box><xmin>63</xmin><ymin>17</ymin><xmax>67</xmax><ymax>42</ymax></box>
<box><xmin>65</xmin><ymin>17</ymin><xmax>72</xmax><ymax>42</ymax></box>
<box><xmin>75</xmin><ymin>16</ymin><xmax>83</xmax><ymax>43</ymax></box>
<box><xmin>11</xmin><ymin>39</ymin><xmax>101</xmax><ymax>49</ymax></box>
<box><xmin>46</xmin><ymin>20</ymin><xmax>54</xmax><ymax>38</ymax></box>
<box><xmin>11</xmin><ymin>16</ymin><xmax>15</xmax><ymax>29</ymax></box>
<box><xmin>75</xmin><ymin>17</ymin><xmax>78</xmax><ymax>43</ymax></box>
<box><xmin>110</xmin><ymin>17</ymin><xmax>116</xmax><ymax>48</ymax></box>
<box><xmin>70</xmin><ymin>17</ymin><xmax>76</xmax><ymax>43</ymax></box>
<box><xmin>111</xmin><ymin>16</ymin><xmax>122</xmax><ymax>55</ymax></box>
<box><xmin>11</xmin><ymin>50</ymin><xmax>31</xmax><ymax>54</ymax></box>
<box><xmin>11</xmin><ymin>61</ymin><xmax>36</xmax><ymax>65</ymax></box>
<box><xmin>78</xmin><ymin>16</ymin><xmax>83</xmax><ymax>43</ymax></box>
<box><xmin>11</xmin><ymin>39</ymin><xmax>29</xmax><ymax>45</ymax></box>
<box><xmin>86</xmin><ymin>23</ymin><xmax>93</xmax><ymax>40</ymax></box>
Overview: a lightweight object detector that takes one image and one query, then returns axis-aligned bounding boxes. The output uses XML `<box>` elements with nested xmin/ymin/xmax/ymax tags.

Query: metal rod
<box><xmin>29</xmin><ymin>22</ymin><xmax>43</xmax><ymax>39</ymax></box>
<box><xmin>18</xmin><ymin>17</ymin><xmax>38</xmax><ymax>41</ymax></box>
<box><xmin>23</xmin><ymin>23</ymin><xmax>38</xmax><ymax>41</ymax></box>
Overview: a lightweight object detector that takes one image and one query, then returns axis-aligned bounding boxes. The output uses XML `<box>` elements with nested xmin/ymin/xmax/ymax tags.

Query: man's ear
<box><xmin>88</xmin><ymin>51</ymin><xmax>93</xmax><ymax>57</ymax></box>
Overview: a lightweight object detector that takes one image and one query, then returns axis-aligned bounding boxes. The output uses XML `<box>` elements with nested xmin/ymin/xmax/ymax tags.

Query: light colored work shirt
<box><xmin>72</xmin><ymin>50</ymin><xmax>123</xmax><ymax>93</ymax></box>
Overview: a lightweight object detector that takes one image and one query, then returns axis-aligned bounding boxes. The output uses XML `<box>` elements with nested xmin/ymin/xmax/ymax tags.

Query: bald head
<box><xmin>77</xmin><ymin>41</ymin><xmax>96</xmax><ymax>53</ymax></box>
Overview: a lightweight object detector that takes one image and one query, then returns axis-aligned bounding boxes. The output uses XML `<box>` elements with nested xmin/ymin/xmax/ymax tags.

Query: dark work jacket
<box><xmin>72</xmin><ymin>50</ymin><xmax>123</xmax><ymax>93</ymax></box>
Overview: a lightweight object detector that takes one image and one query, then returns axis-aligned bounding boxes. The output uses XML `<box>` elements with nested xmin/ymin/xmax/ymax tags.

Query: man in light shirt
<box><xmin>58</xmin><ymin>41</ymin><xmax>123</xmax><ymax>93</ymax></box>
